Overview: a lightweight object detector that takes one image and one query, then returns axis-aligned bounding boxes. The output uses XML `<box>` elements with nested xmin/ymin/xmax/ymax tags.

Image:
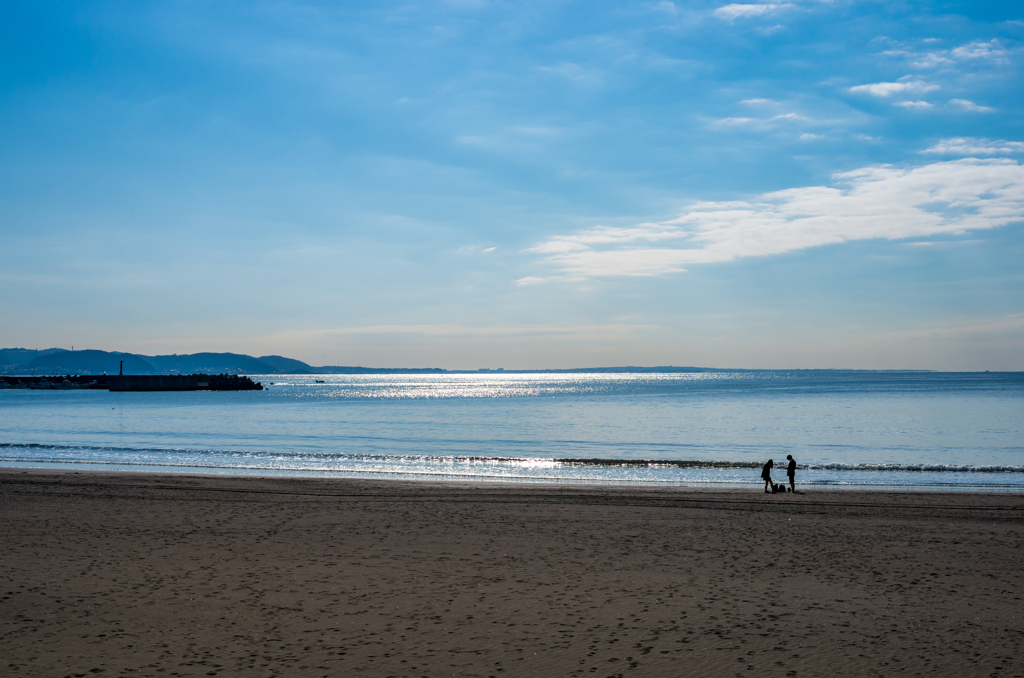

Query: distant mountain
<box><xmin>2</xmin><ymin>347</ymin><xmax>728</xmax><ymax>376</ymax></box>
<box><xmin>5</xmin><ymin>349</ymin><xmax>277</xmax><ymax>375</ymax></box>
<box><xmin>25</xmin><ymin>350</ymin><xmax>155</xmax><ymax>375</ymax></box>
<box><xmin>0</xmin><ymin>348</ymin><xmax>65</xmax><ymax>367</ymax></box>
<box><xmin>143</xmin><ymin>352</ymin><xmax>277</xmax><ymax>374</ymax></box>
<box><xmin>258</xmin><ymin>355</ymin><xmax>314</xmax><ymax>373</ymax></box>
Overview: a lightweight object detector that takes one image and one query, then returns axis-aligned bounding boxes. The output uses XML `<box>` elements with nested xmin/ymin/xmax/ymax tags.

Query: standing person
<box><xmin>786</xmin><ymin>454</ymin><xmax>796</xmax><ymax>493</ymax></box>
<box><xmin>761</xmin><ymin>459</ymin><xmax>774</xmax><ymax>493</ymax></box>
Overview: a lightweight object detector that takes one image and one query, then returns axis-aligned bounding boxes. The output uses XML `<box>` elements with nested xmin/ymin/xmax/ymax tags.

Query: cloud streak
<box><xmin>895</xmin><ymin>100</ymin><xmax>933</xmax><ymax>109</ymax></box>
<box><xmin>949</xmin><ymin>98</ymin><xmax>994</xmax><ymax>112</ymax></box>
<box><xmin>710</xmin><ymin>112</ymin><xmax>809</xmax><ymax>128</ymax></box>
<box><xmin>883</xmin><ymin>38</ymin><xmax>1013</xmax><ymax>69</ymax></box>
<box><xmin>922</xmin><ymin>138</ymin><xmax>1024</xmax><ymax>155</ymax></box>
<box><xmin>849</xmin><ymin>78</ymin><xmax>938</xmax><ymax>97</ymax></box>
<box><xmin>526</xmin><ymin>159</ymin><xmax>1024</xmax><ymax>279</ymax></box>
<box><xmin>713</xmin><ymin>3</ymin><xmax>793</xmax><ymax>20</ymax></box>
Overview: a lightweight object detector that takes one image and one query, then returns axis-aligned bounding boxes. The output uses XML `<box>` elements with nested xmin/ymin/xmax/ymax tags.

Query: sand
<box><xmin>1</xmin><ymin>471</ymin><xmax>1022</xmax><ymax>678</ymax></box>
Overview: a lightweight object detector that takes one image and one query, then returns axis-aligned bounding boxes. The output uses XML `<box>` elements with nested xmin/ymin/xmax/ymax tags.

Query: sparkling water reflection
<box><xmin>1</xmin><ymin>371</ymin><xmax>1022</xmax><ymax>491</ymax></box>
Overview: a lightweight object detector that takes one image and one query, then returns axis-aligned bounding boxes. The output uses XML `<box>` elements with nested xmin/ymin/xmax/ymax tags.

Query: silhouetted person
<box><xmin>761</xmin><ymin>459</ymin><xmax>774</xmax><ymax>493</ymax></box>
<box><xmin>786</xmin><ymin>454</ymin><xmax>796</xmax><ymax>492</ymax></box>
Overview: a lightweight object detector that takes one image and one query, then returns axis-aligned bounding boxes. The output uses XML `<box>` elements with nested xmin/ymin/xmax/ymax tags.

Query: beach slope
<box><xmin>1</xmin><ymin>471</ymin><xmax>1022</xmax><ymax>677</ymax></box>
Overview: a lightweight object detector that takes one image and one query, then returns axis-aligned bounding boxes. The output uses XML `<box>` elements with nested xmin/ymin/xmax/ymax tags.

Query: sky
<box><xmin>1</xmin><ymin>0</ymin><xmax>1022</xmax><ymax>370</ymax></box>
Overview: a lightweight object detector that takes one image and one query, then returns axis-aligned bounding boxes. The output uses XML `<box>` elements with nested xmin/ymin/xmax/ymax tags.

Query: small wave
<box><xmin>2</xmin><ymin>443</ymin><xmax>1023</xmax><ymax>473</ymax></box>
<box><xmin>559</xmin><ymin>458</ymin><xmax>1024</xmax><ymax>473</ymax></box>
<box><xmin>801</xmin><ymin>462</ymin><xmax>1024</xmax><ymax>473</ymax></box>
<box><xmin>4</xmin><ymin>458</ymin><xmax>1024</xmax><ymax>489</ymax></box>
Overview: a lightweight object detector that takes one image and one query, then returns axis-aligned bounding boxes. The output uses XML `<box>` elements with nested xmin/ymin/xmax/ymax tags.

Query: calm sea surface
<box><xmin>1</xmin><ymin>372</ymin><xmax>1022</xmax><ymax>491</ymax></box>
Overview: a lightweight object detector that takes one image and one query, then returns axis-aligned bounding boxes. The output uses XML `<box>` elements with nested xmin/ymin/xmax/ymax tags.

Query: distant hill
<box><xmin>143</xmin><ymin>352</ymin><xmax>277</xmax><ymax>375</ymax></box>
<box><xmin>0</xmin><ymin>348</ymin><xmax>65</xmax><ymax>367</ymax></box>
<box><xmin>258</xmin><ymin>355</ymin><xmax>314</xmax><ymax>374</ymax></box>
<box><xmin>2</xmin><ymin>347</ymin><xmax>454</xmax><ymax>375</ymax></box>
<box><xmin>2</xmin><ymin>347</ymin><xmax>730</xmax><ymax>376</ymax></box>
<box><xmin>6</xmin><ymin>349</ymin><xmax>276</xmax><ymax>376</ymax></box>
<box><xmin>25</xmin><ymin>350</ymin><xmax>155</xmax><ymax>375</ymax></box>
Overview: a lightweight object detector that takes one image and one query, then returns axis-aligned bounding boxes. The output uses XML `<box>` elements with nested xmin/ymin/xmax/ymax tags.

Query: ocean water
<box><xmin>1</xmin><ymin>371</ymin><xmax>1022</xmax><ymax>491</ymax></box>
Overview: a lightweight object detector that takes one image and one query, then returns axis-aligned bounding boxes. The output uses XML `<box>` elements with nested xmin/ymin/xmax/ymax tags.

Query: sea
<box><xmin>1</xmin><ymin>371</ymin><xmax>1023</xmax><ymax>492</ymax></box>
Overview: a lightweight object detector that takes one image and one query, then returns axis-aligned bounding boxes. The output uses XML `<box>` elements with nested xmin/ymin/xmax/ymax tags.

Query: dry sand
<box><xmin>1</xmin><ymin>470</ymin><xmax>1022</xmax><ymax>678</ymax></box>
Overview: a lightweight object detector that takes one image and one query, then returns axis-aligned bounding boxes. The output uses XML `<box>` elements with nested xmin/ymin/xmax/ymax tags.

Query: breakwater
<box><xmin>0</xmin><ymin>375</ymin><xmax>263</xmax><ymax>391</ymax></box>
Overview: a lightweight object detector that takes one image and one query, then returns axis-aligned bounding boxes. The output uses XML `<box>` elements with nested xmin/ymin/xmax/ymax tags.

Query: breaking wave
<box><xmin>2</xmin><ymin>443</ymin><xmax>1023</xmax><ymax>474</ymax></box>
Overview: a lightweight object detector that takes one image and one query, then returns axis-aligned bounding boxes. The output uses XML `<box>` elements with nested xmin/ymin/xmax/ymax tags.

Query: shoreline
<box><xmin>2</xmin><ymin>462</ymin><xmax>1024</xmax><ymax>493</ymax></box>
<box><xmin>3</xmin><ymin>470</ymin><xmax>1023</xmax><ymax>677</ymax></box>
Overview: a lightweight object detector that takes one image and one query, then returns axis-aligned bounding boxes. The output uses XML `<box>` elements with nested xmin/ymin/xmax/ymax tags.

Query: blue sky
<box><xmin>1</xmin><ymin>0</ymin><xmax>1022</xmax><ymax>369</ymax></box>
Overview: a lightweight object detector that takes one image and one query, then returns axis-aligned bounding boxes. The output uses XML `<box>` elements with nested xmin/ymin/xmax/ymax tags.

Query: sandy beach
<box><xmin>1</xmin><ymin>471</ymin><xmax>1022</xmax><ymax>677</ymax></box>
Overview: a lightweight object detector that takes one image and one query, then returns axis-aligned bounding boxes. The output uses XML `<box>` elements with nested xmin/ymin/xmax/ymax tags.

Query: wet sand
<box><xmin>1</xmin><ymin>470</ymin><xmax>1022</xmax><ymax>677</ymax></box>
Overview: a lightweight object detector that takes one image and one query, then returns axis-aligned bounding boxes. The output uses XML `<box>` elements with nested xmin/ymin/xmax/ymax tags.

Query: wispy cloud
<box><xmin>883</xmin><ymin>38</ymin><xmax>1015</xmax><ymax>69</ymax></box>
<box><xmin>713</xmin><ymin>3</ymin><xmax>793</xmax><ymax>20</ymax></box>
<box><xmin>710</xmin><ymin>112</ymin><xmax>808</xmax><ymax>128</ymax></box>
<box><xmin>712</xmin><ymin>116</ymin><xmax>757</xmax><ymax>126</ymax></box>
<box><xmin>949</xmin><ymin>98</ymin><xmax>994</xmax><ymax>112</ymax></box>
<box><xmin>456</xmin><ymin>245</ymin><xmax>498</xmax><ymax>254</ymax></box>
<box><xmin>950</xmin><ymin>39</ymin><xmax>1012</xmax><ymax>63</ymax></box>
<box><xmin>921</xmin><ymin>138</ymin><xmax>1024</xmax><ymax>155</ymax></box>
<box><xmin>849</xmin><ymin>77</ymin><xmax>938</xmax><ymax>97</ymax></box>
<box><xmin>894</xmin><ymin>100</ymin><xmax>934</xmax><ymax>109</ymax></box>
<box><xmin>527</xmin><ymin>159</ymin><xmax>1024</xmax><ymax>278</ymax></box>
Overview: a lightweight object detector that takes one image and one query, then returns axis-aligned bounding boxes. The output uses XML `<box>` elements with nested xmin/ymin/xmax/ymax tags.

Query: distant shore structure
<box><xmin>0</xmin><ymin>374</ymin><xmax>263</xmax><ymax>391</ymax></box>
<box><xmin>108</xmin><ymin>374</ymin><xmax>262</xmax><ymax>391</ymax></box>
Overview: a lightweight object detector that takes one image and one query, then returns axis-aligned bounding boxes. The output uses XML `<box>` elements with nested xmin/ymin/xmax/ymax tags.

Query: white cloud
<box><xmin>457</xmin><ymin>245</ymin><xmax>499</xmax><ymax>255</ymax></box>
<box><xmin>950</xmin><ymin>39</ymin><xmax>1011</xmax><ymax>63</ymax></box>
<box><xmin>713</xmin><ymin>3</ymin><xmax>792</xmax><ymax>20</ymax></box>
<box><xmin>882</xmin><ymin>38</ymin><xmax>1014</xmax><ymax>70</ymax></box>
<box><xmin>894</xmin><ymin>100</ymin><xmax>934</xmax><ymax>109</ymax></box>
<box><xmin>949</xmin><ymin>98</ymin><xmax>994</xmax><ymax>112</ymax></box>
<box><xmin>849</xmin><ymin>77</ymin><xmax>938</xmax><ymax>97</ymax></box>
<box><xmin>922</xmin><ymin>138</ymin><xmax>1024</xmax><ymax>155</ymax></box>
<box><xmin>799</xmin><ymin>133</ymin><xmax>823</xmax><ymax>140</ymax></box>
<box><xmin>527</xmin><ymin>159</ymin><xmax>1024</xmax><ymax>278</ymax></box>
<box><xmin>909</xmin><ymin>52</ymin><xmax>954</xmax><ymax>69</ymax></box>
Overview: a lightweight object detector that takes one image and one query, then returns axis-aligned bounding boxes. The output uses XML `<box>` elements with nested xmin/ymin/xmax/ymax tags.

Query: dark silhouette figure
<box><xmin>761</xmin><ymin>459</ymin><xmax>774</xmax><ymax>493</ymax></box>
<box><xmin>786</xmin><ymin>454</ymin><xmax>796</xmax><ymax>492</ymax></box>
<box><xmin>119</xmin><ymin>360</ymin><xmax>123</xmax><ymax>376</ymax></box>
